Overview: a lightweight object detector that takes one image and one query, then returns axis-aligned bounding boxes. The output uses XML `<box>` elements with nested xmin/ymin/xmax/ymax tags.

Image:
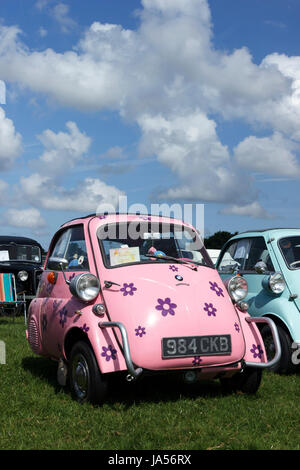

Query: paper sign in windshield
<box><xmin>0</xmin><ymin>251</ymin><xmax>9</xmax><ymax>261</ymax></box>
<box><xmin>109</xmin><ymin>247</ymin><xmax>140</xmax><ymax>266</ymax></box>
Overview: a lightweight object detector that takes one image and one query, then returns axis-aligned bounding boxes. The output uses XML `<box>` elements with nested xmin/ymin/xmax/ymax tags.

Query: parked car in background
<box><xmin>216</xmin><ymin>228</ymin><xmax>300</xmax><ymax>373</ymax></box>
<box><xmin>0</xmin><ymin>236</ymin><xmax>44</xmax><ymax>307</ymax></box>
<box><xmin>26</xmin><ymin>213</ymin><xmax>280</xmax><ymax>404</ymax></box>
<box><xmin>207</xmin><ymin>249</ymin><xmax>221</xmax><ymax>266</ymax></box>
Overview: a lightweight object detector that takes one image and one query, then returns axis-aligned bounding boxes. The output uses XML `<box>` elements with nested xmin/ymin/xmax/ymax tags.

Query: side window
<box><xmin>47</xmin><ymin>225</ymin><xmax>89</xmax><ymax>271</ymax></box>
<box><xmin>244</xmin><ymin>237</ymin><xmax>274</xmax><ymax>272</ymax></box>
<box><xmin>218</xmin><ymin>239</ymin><xmax>251</xmax><ymax>273</ymax></box>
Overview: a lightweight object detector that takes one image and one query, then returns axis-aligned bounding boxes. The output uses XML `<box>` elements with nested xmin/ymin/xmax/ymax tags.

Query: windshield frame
<box><xmin>97</xmin><ymin>221</ymin><xmax>214</xmax><ymax>270</ymax></box>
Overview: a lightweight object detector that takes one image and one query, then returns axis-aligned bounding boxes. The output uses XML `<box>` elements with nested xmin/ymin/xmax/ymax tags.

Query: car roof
<box><xmin>227</xmin><ymin>228</ymin><xmax>300</xmax><ymax>243</ymax></box>
<box><xmin>239</xmin><ymin>228</ymin><xmax>300</xmax><ymax>234</ymax></box>
<box><xmin>0</xmin><ymin>235</ymin><xmax>43</xmax><ymax>248</ymax></box>
<box><xmin>62</xmin><ymin>212</ymin><xmax>187</xmax><ymax>226</ymax></box>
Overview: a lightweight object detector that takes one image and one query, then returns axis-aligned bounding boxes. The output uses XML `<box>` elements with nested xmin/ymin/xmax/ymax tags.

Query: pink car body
<box><xmin>26</xmin><ymin>214</ymin><xmax>281</xmax><ymax>403</ymax></box>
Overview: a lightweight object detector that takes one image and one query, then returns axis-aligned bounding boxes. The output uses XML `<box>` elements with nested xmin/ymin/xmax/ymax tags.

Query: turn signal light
<box><xmin>47</xmin><ymin>272</ymin><xmax>57</xmax><ymax>284</ymax></box>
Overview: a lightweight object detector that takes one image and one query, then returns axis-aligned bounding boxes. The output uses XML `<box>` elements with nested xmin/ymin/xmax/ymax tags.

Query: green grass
<box><xmin>1</xmin><ymin>316</ymin><xmax>300</xmax><ymax>450</ymax></box>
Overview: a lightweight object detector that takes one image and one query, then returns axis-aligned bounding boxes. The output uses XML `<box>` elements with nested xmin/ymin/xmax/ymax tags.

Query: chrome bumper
<box><xmin>244</xmin><ymin>317</ymin><xmax>281</xmax><ymax>369</ymax></box>
<box><xmin>98</xmin><ymin>321</ymin><xmax>143</xmax><ymax>379</ymax></box>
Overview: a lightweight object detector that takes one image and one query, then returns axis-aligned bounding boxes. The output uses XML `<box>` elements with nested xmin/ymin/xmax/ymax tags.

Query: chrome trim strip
<box><xmin>98</xmin><ymin>321</ymin><xmax>143</xmax><ymax>379</ymax></box>
<box><xmin>244</xmin><ymin>317</ymin><xmax>281</xmax><ymax>369</ymax></box>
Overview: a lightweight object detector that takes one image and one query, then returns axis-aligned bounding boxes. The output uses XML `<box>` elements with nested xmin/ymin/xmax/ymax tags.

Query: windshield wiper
<box><xmin>144</xmin><ymin>253</ymin><xmax>198</xmax><ymax>270</ymax></box>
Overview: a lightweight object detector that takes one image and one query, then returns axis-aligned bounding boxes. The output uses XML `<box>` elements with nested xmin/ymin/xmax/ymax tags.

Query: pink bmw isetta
<box><xmin>26</xmin><ymin>213</ymin><xmax>281</xmax><ymax>404</ymax></box>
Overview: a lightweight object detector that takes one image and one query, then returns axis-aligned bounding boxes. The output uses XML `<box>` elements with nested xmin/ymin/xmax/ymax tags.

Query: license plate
<box><xmin>162</xmin><ymin>335</ymin><xmax>232</xmax><ymax>358</ymax></box>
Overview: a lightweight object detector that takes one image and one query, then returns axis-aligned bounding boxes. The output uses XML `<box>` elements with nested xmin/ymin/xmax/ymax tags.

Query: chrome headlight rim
<box><xmin>69</xmin><ymin>273</ymin><xmax>100</xmax><ymax>303</ymax></box>
<box><xmin>226</xmin><ymin>275</ymin><xmax>248</xmax><ymax>303</ymax></box>
<box><xmin>18</xmin><ymin>270</ymin><xmax>29</xmax><ymax>282</ymax></box>
<box><xmin>268</xmin><ymin>272</ymin><xmax>286</xmax><ymax>295</ymax></box>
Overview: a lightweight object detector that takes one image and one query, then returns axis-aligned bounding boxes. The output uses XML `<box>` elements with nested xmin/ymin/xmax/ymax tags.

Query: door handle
<box><xmin>104</xmin><ymin>280</ymin><xmax>121</xmax><ymax>289</ymax></box>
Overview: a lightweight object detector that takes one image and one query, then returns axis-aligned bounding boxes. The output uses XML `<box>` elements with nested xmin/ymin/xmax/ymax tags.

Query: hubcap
<box><xmin>264</xmin><ymin>333</ymin><xmax>275</xmax><ymax>361</ymax></box>
<box><xmin>72</xmin><ymin>353</ymin><xmax>89</xmax><ymax>399</ymax></box>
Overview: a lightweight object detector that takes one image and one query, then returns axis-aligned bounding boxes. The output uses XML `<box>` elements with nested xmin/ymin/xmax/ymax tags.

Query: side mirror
<box><xmin>254</xmin><ymin>261</ymin><xmax>268</xmax><ymax>274</ymax></box>
<box><xmin>47</xmin><ymin>256</ymin><xmax>68</xmax><ymax>271</ymax></box>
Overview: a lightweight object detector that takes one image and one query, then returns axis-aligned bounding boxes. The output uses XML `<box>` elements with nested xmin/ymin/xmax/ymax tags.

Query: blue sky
<box><xmin>1</xmin><ymin>0</ymin><xmax>300</xmax><ymax>250</ymax></box>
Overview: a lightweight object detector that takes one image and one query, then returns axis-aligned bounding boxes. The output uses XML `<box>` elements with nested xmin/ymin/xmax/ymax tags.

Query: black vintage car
<box><xmin>0</xmin><ymin>236</ymin><xmax>44</xmax><ymax>304</ymax></box>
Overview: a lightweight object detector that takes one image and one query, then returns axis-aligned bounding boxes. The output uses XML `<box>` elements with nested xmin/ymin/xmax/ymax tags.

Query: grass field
<box><xmin>1</xmin><ymin>316</ymin><xmax>300</xmax><ymax>451</ymax></box>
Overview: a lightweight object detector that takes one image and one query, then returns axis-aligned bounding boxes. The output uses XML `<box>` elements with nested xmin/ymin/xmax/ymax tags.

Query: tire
<box><xmin>261</xmin><ymin>323</ymin><xmax>296</xmax><ymax>374</ymax></box>
<box><xmin>69</xmin><ymin>341</ymin><xmax>108</xmax><ymax>405</ymax></box>
<box><xmin>220</xmin><ymin>368</ymin><xmax>262</xmax><ymax>394</ymax></box>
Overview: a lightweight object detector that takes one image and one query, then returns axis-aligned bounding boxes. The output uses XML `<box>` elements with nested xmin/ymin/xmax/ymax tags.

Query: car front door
<box><xmin>217</xmin><ymin>236</ymin><xmax>276</xmax><ymax>317</ymax></box>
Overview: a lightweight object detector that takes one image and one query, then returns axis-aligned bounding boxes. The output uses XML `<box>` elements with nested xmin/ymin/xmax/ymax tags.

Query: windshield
<box><xmin>278</xmin><ymin>236</ymin><xmax>300</xmax><ymax>269</ymax></box>
<box><xmin>0</xmin><ymin>244</ymin><xmax>41</xmax><ymax>263</ymax></box>
<box><xmin>97</xmin><ymin>222</ymin><xmax>213</xmax><ymax>269</ymax></box>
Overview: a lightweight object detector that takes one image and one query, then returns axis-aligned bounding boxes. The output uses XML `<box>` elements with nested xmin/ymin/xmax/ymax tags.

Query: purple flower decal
<box><xmin>139</xmin><ymin>216</ymin><xmax>151</xmax><ymax>221</ymax></box>
<box><xmin>234</xmin><ymin>322</ymin><xmax>240</xmax><ymax>333</ymax></box>
<box><xmin>155</xmin><ymin>297</ymin><xmax>177</xmax><ymax>316</ymax></box>
<box><xmin>250</xmin><ymin>344</ymin><xmax>264</xmax><ymax>359</ymax></box>
<box><xmin>101</xmin><ymin>345</ymin><xmax>117</xmax><ymax>361</ymax></box>
<box><xmin>209</xmin><ymin>281</ymin><xmax>224</xmax><ymax>297</ymax></box>
<box><xmin>120</xmin><ymin>282</ymin><xmax>137</xmax><ymax>296</ymax></box>
<box><xmin>169</xmin><ymin>265</ymin><xmax>179</xmax><ymax>272</ymax></box>
<box><xmin>53</xmin><ymin>300</ymin><xmax>63</xmax><ymax>315</ymax></box>
<box><xmin>59</xmin><ymin>306</ymin><xmax>68</xmax><ymax>328</ymax></box>
<box><xmin>192</xmin><ymin>356</ymin><xmax>202</xmax><ymax>366</ymax></box>
<box><xmin>135</xmin><ymin>325</ymin><xmax>146</xmax><ymax>337</ymax></box>
<box><xmin>98</xmin><ymin>215</ymin><xmax>107</xmax><ymax>220</ymax></box>
<box><xmin>68</xmin><ymin>273</ymin><xmax>76</xmax><ymax>282</ymax></box>
<box><xmin>80</xmin><ymin>323</ymin><xmax>90</xmax><ymax>333</ymax></box>
<box><xmin>203</xmin><ymin>302</ymin><xmax>217</xmax><ymax>317</ymax></box>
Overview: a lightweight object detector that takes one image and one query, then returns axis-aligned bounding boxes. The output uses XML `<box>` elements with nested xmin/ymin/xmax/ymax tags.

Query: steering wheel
<box><xmin>78</xmin><ymin>256</ymin><xmax>84</xmax><ymax>265</ymax></box>
<box><xmin>290</xmin><ymin>260</ymin><xmax>300</xmax><ymax>268</ymax></box>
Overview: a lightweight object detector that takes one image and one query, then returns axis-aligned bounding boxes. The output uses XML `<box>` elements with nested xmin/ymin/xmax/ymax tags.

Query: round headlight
<box><xmin>69</xmin><ymin>273</ymin><xmax>100</xmax><ymax>302</ymax></box>
<box><xmin>226</xmin><ymin>275</ymin><xmax>248</xmax><ymax>302</ymax></box>
<box><xmin>268</xmin><ymin>272</ymin><xmax>285</xmax><ymax>294</ymax></box>
<box><xmin>18</xmin><ymin>270</ymin><xmax>28</xmax><ymax>282</ymax></box>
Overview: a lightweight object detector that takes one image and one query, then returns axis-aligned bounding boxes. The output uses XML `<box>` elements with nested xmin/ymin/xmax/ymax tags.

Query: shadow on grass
<box><xmin>22</xmin><ymin>356</ymin><xmax>66</xmax><ymax>396</ymax></box>
<box><xmin>106</xmin><ymin>374</ymin><xmax>224</xmax><ymax>408</ymax></box>
<box><xmin>21</xmin><ymin>355</ymin><xmax>226</xmax><ymax>406</ymax></box>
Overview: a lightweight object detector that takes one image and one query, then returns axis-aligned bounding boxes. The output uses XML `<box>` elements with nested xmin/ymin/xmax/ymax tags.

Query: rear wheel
<box><xmin>220</xmin><ymin>368</ymin><xmax>262</xmax><ymax>394</ymax></box>
<box><xmin>69</xmin><ymin>341</ymin><xmax>108</xmax><ymax>405</ymax></box>
<box><xmin>261</xmin><ymin>324</ymin><xmax>296</xmax><ymax>374</ymax></box>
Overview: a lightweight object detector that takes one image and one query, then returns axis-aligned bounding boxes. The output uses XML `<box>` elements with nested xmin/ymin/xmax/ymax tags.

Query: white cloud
<box><xmin>35</xmin><ymin>0</ymin><xmax>53</xmax><ymax>10</ymax></box>
<box><xmin>220</xmin><ymin>201</ymin><xmax>273</xmax><ymax>219</ymax></box>
<box><xmin>0</xmin><ymin>107</ymin><xmax>22</xmax><ymax>170</ymax></box>
<box><xmin>0</xmin><ymin>179</ymin><xmax>8</xmax><ymax>204</ymax></box>
<box><xmin>20</xmin><ymin>173</ymin><xmax>124</xmax><ymax>213</ymax></box>
<box><xmin>34</xmin><ymin>121</ymin><xmax>91</xmax><ymax>177</ymax></box>
<box><xmin>38</xmin><ymin>27</ymin><xmax>48</xmax><ymax>38</ymax></box>
<box><xmin>3</xmin><ymin>208</ymin><xmax>46</xmax><ymax>229</ymax></box>
<box><xmin>100</xmin><ymin>146</ymin><xmax>127</xmax><ymax>160</ymax></box>
<box><xmin>51</xmin><ymin>3</ymin><xmax>77</xmax><ymax>33</ymax></box>
<box><xmin>138</xmin><ymin>111</ymin><xmax>252</xmax><ymax>203</ymax></box>
<box><xmin>234</xmin><ymin>132</ymin><xmax>300</xmax><ymax>178</ymax></box>
<box><xmin>0</xmin><ymin>0</ymin><xmax>299</xmax><ymax>217</ymax></box>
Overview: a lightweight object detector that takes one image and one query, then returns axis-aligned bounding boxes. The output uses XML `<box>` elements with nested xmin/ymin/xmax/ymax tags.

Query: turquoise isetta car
<box><xmin>216</xmin><ymin>228</ymin><xmax>300</xmax><ymax>374</ymax></box>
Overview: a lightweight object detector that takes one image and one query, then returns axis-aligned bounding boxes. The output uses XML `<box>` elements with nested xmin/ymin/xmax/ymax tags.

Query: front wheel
<box><xmin>220</xmin><ymin>368</ymin><xmax>262</xmax><ymax>394</ymax></box>
<box><xmin>69</xmin><ymin>341</ymin><xmax>108</xmax><ymax>405</ymax></box>
<box><xmin>261</xmin><ymin>324</ymin><xmax>296</xmax><ymax>374</ymax></box>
